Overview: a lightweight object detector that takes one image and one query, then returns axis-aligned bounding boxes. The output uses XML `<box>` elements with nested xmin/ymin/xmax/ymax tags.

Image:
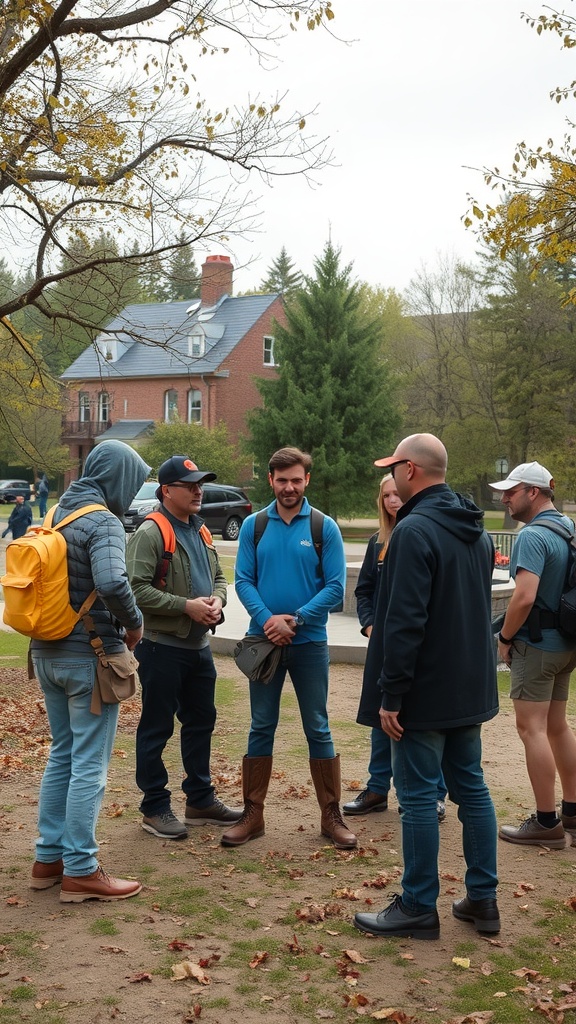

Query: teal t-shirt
<box><xmin>511</xmin><ymin>511</ymin><xmax>575</xmax><ymax>651</ymax></box>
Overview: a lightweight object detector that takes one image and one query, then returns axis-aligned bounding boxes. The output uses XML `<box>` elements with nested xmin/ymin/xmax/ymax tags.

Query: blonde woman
<box><xmin>343</xmin><ymin>475</ymin><xmax>447</xmax><ymax>819</ymax></box>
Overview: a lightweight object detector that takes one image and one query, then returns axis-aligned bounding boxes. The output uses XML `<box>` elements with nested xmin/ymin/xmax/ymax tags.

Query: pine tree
<box><xmin>164</xmin><ymin>234</ymin><xmax>200</xmax><ymax>301</ymax></box>
<box><xmin>260</xmin><ymin>246</ymin><xmax>303</xmax><ymax>296</ymax></box>
<box><xmin>248</xmin><ymin>241</ymin><xmax>401</xmax><ymax>518</ymax></box>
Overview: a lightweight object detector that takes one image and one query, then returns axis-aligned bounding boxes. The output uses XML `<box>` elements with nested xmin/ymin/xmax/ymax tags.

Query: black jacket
<box><xmin>358</xmin><ymin>483</ymin><xmax>498</xmax><ymax>731</ymax></box>
<box><xmin>354</xmin><ymin>533</ymin><xmax>384</xmax><ymax>636</ymax></box>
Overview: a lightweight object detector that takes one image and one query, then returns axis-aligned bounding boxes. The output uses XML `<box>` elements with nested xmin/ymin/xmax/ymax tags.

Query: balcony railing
<box><xmin>62</xmin><ymin>419</ymin><xmax>111</xmax><ymax>438</ymax></box>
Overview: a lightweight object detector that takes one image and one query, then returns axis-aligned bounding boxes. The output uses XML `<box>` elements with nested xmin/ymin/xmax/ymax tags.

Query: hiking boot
<box><xmin>185</xmin><ymin>798</ymin><xmax>242</xmax><ymax>826</ymax></box>
<box><xmin>60</xmin><ymin>866</ymin><xmax>142</xmax><ymax>903</ymax></box>
<box><xmin>221</xmin><ymin>756</ymin><xmax>273</xmax><ymax>847</ymax></box>
<box><xmin>499</xmin><ymin>814</ymin><xmax>566</xmax><ymax>849</ymax></box>
<box><xmin>141</xmin><ymin>810</ymin><xmax>187</xmax><ymax>839</ymax></box>
<box><xmin>452</xmin><ymin>895</ymin><xmax>500</xmax><ymax>934</ymax></box>
<box><xmin>562</xmin><ymin>813</ymin><xmax>576</xmax><ymax>842</ymax></box>
<box><xmin>31</xmin><ymin>859</ymin><xmax>63</xmax><ymax>889</ymax></box>
<box><xmin>342</xmin><ymin>789</ymin><xmax>388</xmax><ymax>815</ymax></box>
<box><xmin>309</xmin><ymin>755</ymin><xmax>358</xmax><ymax>849</ymax></box>
<box><xmin>354</xmin><ymin>893</ymin><xmax>440</xmax><ymax>940</ymax></box>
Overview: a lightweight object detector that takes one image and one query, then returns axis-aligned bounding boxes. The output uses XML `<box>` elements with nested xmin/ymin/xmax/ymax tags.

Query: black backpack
<box><xmin>527</xmin><ymin>519</ymin><xmax>576</xmax><ymax>640</ymax></box>
<box><xmin>253</xmin><ymin>507</ymin><xmax>343</xmax><ymax>613</ymax></box>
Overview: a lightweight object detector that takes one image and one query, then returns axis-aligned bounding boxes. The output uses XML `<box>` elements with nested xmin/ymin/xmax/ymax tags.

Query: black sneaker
<box><xmin>142</xmin><ymin>810</ymin><xmax>187</xmax><ymax>839</ymax></box>
<box><xmin>354</xmin><ymin>893</ymin><xmax>440</xmax><ymax>941</ymax></box>
<box><xmin>342</xmin><ymin>789</ymin><xmax>388</xmax><ymax>815</ymax></box>
<box><xmin>184</xmin><ymin>798</ymin><xmax>243</xmax><ymax>826</ymax></box>
<box><xmin>452</xmin><ymin>895</ymin><xmax>500</xmax><ymax>934</ymax></box>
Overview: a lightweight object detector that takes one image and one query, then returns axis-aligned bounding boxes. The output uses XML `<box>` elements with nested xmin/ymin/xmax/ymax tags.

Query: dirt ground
<box><xmin>1</xmin><ymin>657</ymin><xmax>575</xmax><ymax>1024</ymax></box>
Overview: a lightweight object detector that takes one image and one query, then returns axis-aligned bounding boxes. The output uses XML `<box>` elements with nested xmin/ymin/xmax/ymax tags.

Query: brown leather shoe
<box><xmin>60</xmin><ymin>866</ymin><xmax>142</xmax><ymax>903</ymax></box>
<box><xmin>499</xmin><ymin>815</ymin><xmax>566</xmax><ymax>849</ymax></box>
<box><xmin>31</xmin><ymin>859</ymin><xmax>64</xmax><ymax>889</ymax></box>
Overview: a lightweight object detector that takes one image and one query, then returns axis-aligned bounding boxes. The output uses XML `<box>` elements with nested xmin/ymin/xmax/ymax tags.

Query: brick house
<box><xmin>60</xmin><ymin>255</ymin><xmax>284</xmax><ymax>482</ymax></box>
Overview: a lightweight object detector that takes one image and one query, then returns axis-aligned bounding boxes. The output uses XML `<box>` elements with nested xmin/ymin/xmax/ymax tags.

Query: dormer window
<box><xmin>189</xmin><ymin>326</ymin><xmax>205</xmax><ymax>358</ymax></box>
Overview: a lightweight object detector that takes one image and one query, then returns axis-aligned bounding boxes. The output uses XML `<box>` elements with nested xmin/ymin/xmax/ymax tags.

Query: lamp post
<box><xmin>496</xmin><ymin>457</ymin><xmax>508</xmax><ymax>481</ymax></box>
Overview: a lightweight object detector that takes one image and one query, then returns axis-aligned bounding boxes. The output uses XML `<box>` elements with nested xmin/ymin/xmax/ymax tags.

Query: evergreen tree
<box><xmin>164</xmin><ymin>234</ymin><xmax>200</xmax><ymax>301</ymax></box>
<box><xmin>260</xmin><ymin>246</ymin><xmax>303</xmax><ymax>296</ymax></box>
<box><xmin>248</xmin><ymin>241</ymin><xmax>401</xmax><ymax>518</ymax></box>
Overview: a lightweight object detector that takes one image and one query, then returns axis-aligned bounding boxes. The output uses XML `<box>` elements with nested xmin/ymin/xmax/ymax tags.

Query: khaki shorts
<box><xmin>509</xmin><ymin>639</ymin><xmax>576</xmax><ymax>702</ymax></box>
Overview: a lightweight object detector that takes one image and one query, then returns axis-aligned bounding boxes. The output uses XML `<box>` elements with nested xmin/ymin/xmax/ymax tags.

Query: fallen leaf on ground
<box><xmin>343</xmin><ymin>949</ymin><xmax>368</xmax><ymax>964</ymax></box>
<box><xmin>249</xmin><ymin>951</ymin><xmax>269</xmax><ymax>969</ymax></box>
<box><xmin>127</xmin><ymin>972</ymin><xmax>153</xmax><ymax>983</ymax></box>
<box><xmin>452</xmin><ymin>957</ymin><xmax>470</xmax><ymax>969</ymax></box>
<box><xmin>171</xmin><ymin>962</ymin><xmax>210</xmax><ymax>984</ymax></box>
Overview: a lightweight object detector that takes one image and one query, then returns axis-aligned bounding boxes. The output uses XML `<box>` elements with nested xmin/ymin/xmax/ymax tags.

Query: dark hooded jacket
<box><xmin>31</xmin><ymin>440</ymin><xmax>150</xmax><ymax>657</ymax></box>
<box><xmin>358</xmin><ymin>483</ymin><xmax>498</xmax><ymax>731</ymax></box>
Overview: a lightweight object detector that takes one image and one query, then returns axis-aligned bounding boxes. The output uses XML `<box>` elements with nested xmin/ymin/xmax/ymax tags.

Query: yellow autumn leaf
<box><xmin>452</xmin><ymin>956</ymin><xmax>470</xmax><ymax>969</ymax></box>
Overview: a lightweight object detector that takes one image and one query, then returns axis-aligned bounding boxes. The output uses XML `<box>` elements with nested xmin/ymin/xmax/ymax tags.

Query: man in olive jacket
<box><xmin>127</xmin><ymin>455</ymin><xmax>240</xmax><ymax>840</ymax></box>
<box><xmin>354</xmin><ymin>434</ymin><xmax>499</xmax><ymax>941</ymax></box>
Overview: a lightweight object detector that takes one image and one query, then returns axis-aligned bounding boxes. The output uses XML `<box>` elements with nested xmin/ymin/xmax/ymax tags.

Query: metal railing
<box><xmin>488</xmin><ymin>531</ymin><xmax>518</xmax><ymax>566</ymax></box>
<box><xmin>62</xmin><ymin>420</ymin><xmax>111</xmax><ymax>438</ymax></box>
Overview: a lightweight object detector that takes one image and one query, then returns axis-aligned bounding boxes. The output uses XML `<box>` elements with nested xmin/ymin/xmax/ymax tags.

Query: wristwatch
<box><xmin>293</xmin><ymin>613</ymin><xmax>305</xmax><ymax>627</ymax></box>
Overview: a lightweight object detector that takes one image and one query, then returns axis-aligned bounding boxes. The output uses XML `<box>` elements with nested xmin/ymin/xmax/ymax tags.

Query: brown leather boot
<box><xmin>31</xmin><ymin>859</ymin><xmax>64</xmax><ymax>889</ymax></box>
<box><xmin>310</xmin><ymin>755</ymin><xmax>358</xmax><ymax>849</ymax></box>
<box><xmin>221</xmin><ymin>755</ymin><xmax>273</xmax><ymax>847</ymax></box>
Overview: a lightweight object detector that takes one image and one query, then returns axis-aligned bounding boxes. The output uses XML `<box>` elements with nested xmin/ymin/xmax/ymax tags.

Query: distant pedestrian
<box><xmin>2</xmin><ymin>495</ymin><xmax>32</xmax><ymax>539</ymax></box>
<box><xmin>37</xmin><ymin>474</ymin><xmax>49</xmax><ymax>518</ymax></box>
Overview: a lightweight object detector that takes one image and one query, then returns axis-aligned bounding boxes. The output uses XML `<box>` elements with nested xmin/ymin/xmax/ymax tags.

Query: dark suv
<box><xmin>201</xmin><ymin>484</ymin><xmax>252</xmax><ymax>540</ymax></box>
<box><xmin>0</xmin><ymin>479</ymin><xmax>35</xmax><ymax>503</ymax></box>
<box><xmin>123</xmin><ymin>481</ymin><xmax>252</xmax><ymax>540</ymax></box>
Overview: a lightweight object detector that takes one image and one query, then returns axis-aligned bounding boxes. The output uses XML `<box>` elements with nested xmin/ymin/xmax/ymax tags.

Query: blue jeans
<box><xmin>367</xmin><ymin>727</ymin><xmax>448</xmax><ymax>800</ymax></box>
<box><xmin>391</xmin><ymin>725</ymin><xmax>497</xmax><ymax>913</ymax></box>
<box><xmin>367</xmin><ymin>727</ymin><xmax>392</xmax><ymax>794</ymax></box>
<box><xmin>33</xmin><ymin>656</ymin><xmax>119</xmax><ymax>876</ymax></box>
<box><xmin>38</xmin><ymin>496</ymin><xmax>48</xmax><ymax>518</ymax></box>
<box><xmin>135</xmin><ymin>640</ymin><xmax>217</xmax><ymax>815</ymax></box>
<box><xmin>247</xmin><ymin>642</ymin><xmax>335</xmax><ymax>759</ymax></box>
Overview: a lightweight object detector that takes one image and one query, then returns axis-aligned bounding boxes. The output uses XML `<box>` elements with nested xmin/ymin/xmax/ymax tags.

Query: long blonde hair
<box><xmin>377</xmin><ymin>473</ymin><xmax>397</xmax><ymax>553</ymax></box>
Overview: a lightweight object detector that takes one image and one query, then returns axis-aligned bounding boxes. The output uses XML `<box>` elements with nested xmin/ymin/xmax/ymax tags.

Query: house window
<box><xmin>164</xmin><ymin>389</ymin><xmax>178</xmax><ymax>422</ymax></box>
<box><xmin>188</xmin><ymin>389</ymin><xmax>202</xmax><ymax>424</ymax></box>
<box><xmin>263</xmin><ymin>335</ymin><xmax>276</xmax><ymax>366</ymax></box>
<box><xmin>189</xmin><ymin>327</ymin><xmax>205</xmax><ymax>358</ymax></box>
<box><xmin>97</xmin><ymin>392</ymin><xmax>110</xmax><ymax>422</ymax></box>
<box><xmin>79</xmin><ymin>392</ymin><xmax>90</xmax><ymax>423</ymax></box>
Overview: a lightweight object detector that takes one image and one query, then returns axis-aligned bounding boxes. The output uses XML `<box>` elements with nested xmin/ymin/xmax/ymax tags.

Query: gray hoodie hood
<box><xmin>60</xmin><ymin>440</ymin><xmax>150</xmax><ymax>518</ymax></box>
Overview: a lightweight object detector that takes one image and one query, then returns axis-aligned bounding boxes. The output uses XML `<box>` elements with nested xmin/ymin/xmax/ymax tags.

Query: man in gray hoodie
<box><xmin>30</xmin><ymin>440</ymin><xmax>149</xmax><ymax>902</ymax></box>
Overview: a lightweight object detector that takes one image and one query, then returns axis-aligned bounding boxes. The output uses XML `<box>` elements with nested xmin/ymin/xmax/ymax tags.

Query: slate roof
<box><xmin>93</xmin><ymin>420</ymin><xmax>155</xmax><ymax>444</ymax></box>
<box><xmin>61</xmin><ymin>293</ymin><xmax>279</xmax><ymax>380</ymax></box>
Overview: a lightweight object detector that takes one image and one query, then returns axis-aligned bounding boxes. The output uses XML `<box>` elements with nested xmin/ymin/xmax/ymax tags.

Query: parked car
<box><xmin>123</xmin><ymin>481</ymin><xmax>252</xmax><ymax>540</ymax></box>
<box><xmin>0</xmin><ymin>479</ymin><xmax>35</xmax><ymax>503</ymax></box>
<box><xmin>201</xmin><ymin>484</ymin><xmax>252</xmax><ymax>540</ymax></box>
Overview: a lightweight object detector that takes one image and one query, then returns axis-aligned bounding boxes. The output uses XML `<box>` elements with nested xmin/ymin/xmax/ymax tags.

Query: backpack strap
<box><xmin>253</xmin><ymin>509</ymin><xmax>269</xmax><ymax>549</ymax></box>
<box><xmin>45</xmin><ymin>502</ymin><xmax>110</xmax><ymax>616</ymax></box>
<box><xmin>525</xmin><ymin>518</ymin><xmax>576</xmax><ymax>638</ymax></box>
<box><xmin>145</xmin><ymin>511</ymin><xmax>176</xmax><ymax>590</ymax></box>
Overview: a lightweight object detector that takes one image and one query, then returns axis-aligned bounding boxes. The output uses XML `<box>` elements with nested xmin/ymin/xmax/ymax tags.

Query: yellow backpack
<box><xmin>1</xmin><ymin>503</ymin><xmax>108</xmax><ymax>639</ymax></box>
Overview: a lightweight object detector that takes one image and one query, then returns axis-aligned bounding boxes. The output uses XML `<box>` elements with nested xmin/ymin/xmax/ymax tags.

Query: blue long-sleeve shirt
<box><xmin>235</xmin><ymin>498</ymin><xmax>345</xmax><ymax>643</ymax></box>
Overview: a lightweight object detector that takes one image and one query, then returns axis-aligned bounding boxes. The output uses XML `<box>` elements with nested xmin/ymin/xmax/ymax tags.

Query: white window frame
<box><xmin>189</xmin><ymin>327</ymin><xmax>205</xmax><ymax>359</ymax></box>
<box><xmin>97</xmin><ymin>392</ymin><xmax>110</xmax><ymax>422</ymax></box>
<box><xmin>263</xmin><ymin>335</ymin><xmax>276</xmax><ymax>366</ymax></box>
<box><xmin>79</xmin><ymin>392</ymin><xmax>90</xmax><ymax>423</ymax></box>
<box><xmin>187</xmin><ymin>389</ymin><xmax>202</xmax><ymax>424</ymax></box>
<box><xmin>164</xmin><ymin>389</ymin><xmax>178</xmax><ymax>422</ymax></box>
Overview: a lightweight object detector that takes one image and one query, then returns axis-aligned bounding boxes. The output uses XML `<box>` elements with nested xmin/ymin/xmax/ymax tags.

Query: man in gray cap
<box><xmin>127</xmin><ymin>455</ymin><xmax>241</xmax><ymax>839</ymax></box>
<box><xmin>490</xmin><ymin>461</ymin><xmax>576</xmax><ymax>849</ymax></box>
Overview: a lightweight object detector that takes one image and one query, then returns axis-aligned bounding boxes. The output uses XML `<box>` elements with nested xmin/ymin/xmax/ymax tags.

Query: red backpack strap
<box><xmin>145</xmin><ymin>512</ymin><xmax>176</xmax><ymax>590</ymax></box>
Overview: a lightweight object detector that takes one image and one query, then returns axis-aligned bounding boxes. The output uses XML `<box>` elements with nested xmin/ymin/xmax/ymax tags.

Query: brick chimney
<box><xmin>201</xmin><ymin>255</ymin><xmax>234</xmax><ymax>307</ymax></box>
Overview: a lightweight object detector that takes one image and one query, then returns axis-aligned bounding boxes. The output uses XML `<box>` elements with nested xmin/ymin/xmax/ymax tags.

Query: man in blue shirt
<box><xmin>491</xmin><ymin>461</ymin><xmax>576</xmax><ymax>849</ymax></box>
<box><xmin>2</xmin><ymin>495</ymin><xmax>32</xmax><ymax>539</ymax></box>
<box><xmin>222</xmin><ymin>446</ymin><xmax>356</xmax><ymax>850</ymax></box>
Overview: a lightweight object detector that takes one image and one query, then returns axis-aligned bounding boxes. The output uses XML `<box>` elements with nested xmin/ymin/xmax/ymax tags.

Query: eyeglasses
<box><xmin>168</xmin><ymin>481</ymin><xmax>202</xmax><ymax>491</ymax></box>
<box><xmin>389</xmin><ymin>459</ymin><xmax>422</xmax><ymax>479</ymax></box>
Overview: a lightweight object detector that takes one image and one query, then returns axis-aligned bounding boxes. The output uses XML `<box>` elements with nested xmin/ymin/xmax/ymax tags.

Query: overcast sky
<box><xmin>193</xmin><ymin>0</ymin><xmax>576</xmax><ymax>296</ymax></box>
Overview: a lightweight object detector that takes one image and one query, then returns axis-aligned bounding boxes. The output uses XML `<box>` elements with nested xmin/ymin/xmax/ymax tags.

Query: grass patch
<box><xmin>88</xmin><ymin>917</ymin><xmax>119</xmax><ymax>937</ymax></box>
<box><xmin>0</xmin><ymin>930</ymin><xmax>41</xmax><ymax>962</ymax></box>
<box><xmin>0</xmin><ymin>631</ymin><xmax>31</xmax><ymax>670</ymax></box>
